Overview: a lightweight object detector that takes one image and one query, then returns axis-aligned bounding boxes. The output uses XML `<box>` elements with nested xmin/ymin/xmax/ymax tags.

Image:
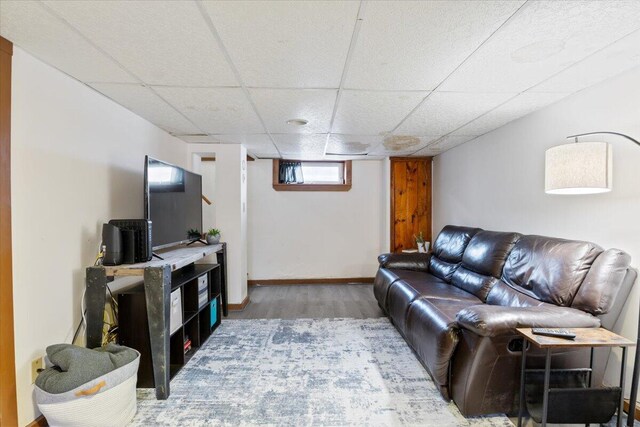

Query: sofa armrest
<box><xmin>456</xmin><ymin>304</ymin><xmax>600</xmax><ymax>337</ymax></box>
<box><xmin>377</xmin><ymin>253</ymin><xmax>431</xmax><ymax>272</ymax></box>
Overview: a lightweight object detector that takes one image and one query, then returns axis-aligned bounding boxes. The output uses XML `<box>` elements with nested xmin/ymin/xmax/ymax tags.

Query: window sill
<box><xmin>272</xmin><ymin>183</ymin><xmax>352</xmax><ymax>192</ymax></box>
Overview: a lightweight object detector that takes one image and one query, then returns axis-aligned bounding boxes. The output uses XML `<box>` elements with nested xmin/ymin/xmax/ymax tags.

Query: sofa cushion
<box><xmin>387</xmin><ymin>276</ymin><xmax>481</xmax><ymax>336</ymax></box>
<box><xmin>501</xmin><ymin>235</ymin><xmax>602</xmax><ymax>306</ymax></box>
<box><xmin>572</xmin><ymin>249</ymin><xmax>632</xmax><ymax>315</ymax></box>
<box><xmin>461</xmin><ymin>231</ymin><xmax>522</xmax><ymax>277</ymax></box>
<box><xmin>430</xmin><ymin>225</ymin><xmax>481</xmax><ymax>282</ymax></box>
<box><xmin>406</xmin><ymin>297</ymin><xmax>478</xmax><ymax>397</ymax></box>
<box><xmin>451</xmin><ymin>269</ymin><xmax>498</xmax><ymax>302</ymax></box>
<box><xmin>486</xmin><ymin>281</ymin><xmax>545</xmax><ymax>308</ymax></box>
<box><xmin>451</xmin><ymin>231</ymin><xmax>521</xmax><ymax>301</ymax></box>
<box><xmin>373</xmin><ymin>268</ymin><xmax>431</xmax><ymax>312</ymax></box>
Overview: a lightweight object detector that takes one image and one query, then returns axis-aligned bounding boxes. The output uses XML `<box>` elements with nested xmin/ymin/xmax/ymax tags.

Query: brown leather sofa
<box><xmin>374</xmin><ymin>225</ymin><xmax>636</xmax><ymax>416</ymax></box>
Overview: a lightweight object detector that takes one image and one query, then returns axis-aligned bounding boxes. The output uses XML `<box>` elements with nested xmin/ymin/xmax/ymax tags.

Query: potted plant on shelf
<box><xmin>206</xmin><ymin>228</ymin><xmax>221</xmax><ymax>245</ymax></box>
<box><xmin>414</xmin><ymin>232</ymin><xmax>430</xmax><ymax>253</ymax></box>
<box><xmin>187</xmin><ymin>228</ymin><xmax>201</xmax><ymax>241</ymax></box>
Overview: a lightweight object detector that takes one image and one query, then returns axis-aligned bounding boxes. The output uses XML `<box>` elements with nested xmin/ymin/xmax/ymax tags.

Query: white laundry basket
<box><xmin>35</xmin><ymin>351</ymin><xmax>140</xmax><ymax>427</ymax></box>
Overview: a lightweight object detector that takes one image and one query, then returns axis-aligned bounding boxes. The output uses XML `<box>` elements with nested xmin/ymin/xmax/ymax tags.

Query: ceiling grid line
<box><xmin>409</xmin><ymin>23</ymin><xmax>640</xmax><ymax>156</ymax></box>
<box><xmin>195</xmin><ymin>0</ymin><xmax>282</xmax><ymax>158</ymax></box>
<box><xmin>362</xmin><ymin>0</ymin><xmax>530</xmax><ymax>156</ymax></box>
<box><xmin>323</xmin><ymin>0</ymin><xmax>367</xmax><ymax>156</ymax></box>
<box><xmin>35</xmin><ymin>0</ymin><xmax>208</xmax><ymax>137</ymax></box>
<box><xmin>388</xmin><ymin>0</ymin><xmax>530</xmax><ymax>135</ymax></box>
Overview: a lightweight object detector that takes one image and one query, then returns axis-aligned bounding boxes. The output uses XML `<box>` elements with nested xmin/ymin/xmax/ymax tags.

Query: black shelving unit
<box><xmin>118</xmin><ymin>263</ymin><xmax>222</xmax><ymax>388</ymax></box>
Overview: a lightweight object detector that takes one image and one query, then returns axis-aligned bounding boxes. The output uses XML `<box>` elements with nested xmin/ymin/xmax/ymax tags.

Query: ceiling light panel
<box><xmin>43</xmin><ymin>0</ymin><xmax>238</xmax><ymax>86</ymax></box>
<box><xmin>202</xmin><ymin>1</ymin><xmax>359</xmax><ymax>88</ymax></box>
<box><xmin>154</xmin><ymin>87</ymin><xmax>263</xmax><ymax>134</ymax></box>
<box><xmin>250</xmin><ymin>89</ymin><xmax>337</xmax><ymax>134</ymax></box>
<box><xmin>396</xmin><ymin>92</ymin><xmax>514</xmax><ymax>135</ymax></box>
<box><xmin>0</xmin><ymin>1</ymin><xmax>135</xmax><ymax>83</ymax></box>
<box><xmin>90</xmin><ymin>83</ymin><xmax>201</xmax><ymax>134</ymax></box>
<box><xmin>333</xmin><ymin>91</ymin><xmax>429</xmax><ymax>135</ymax></box>
<box><xmin>271</xmin><ymin>134</ymin><xmax>327</xmax><ymax>158</ymax></box>
<box><xmin>533</xmin><ymin>29</ymin><xmax>640</xmax><ymax>93</ymax></box>
<box><xmin>345</xmin><ymin>1</ymin><xmax>524</xmax><ymax>90</ymax></box>
<box><xmin>452</xmin><ymin>92</ymin><xmax>568</xmax><ymax>136</ymax></box>
<box><xmin>440</xmin><ymin>1</ymin><xmax>640</xmax><ymax>93</ymax></box>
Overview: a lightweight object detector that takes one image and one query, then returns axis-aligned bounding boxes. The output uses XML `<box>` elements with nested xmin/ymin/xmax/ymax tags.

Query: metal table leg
<box><xmin>619</xmin><ymin>347</ymin><xmax>628</xmax><ymax>427</ymax></box>
<box><xmin>144</xmin><ymin>265</ymin><xmax>171</xmax><ymax>400</ymax></box>
<box><xmin>85</xmin><ymin>266</ymin><xmax>107</xmax><ymax>349</ymax></box>
<box><xmin>518</xmin><ymin>340</ymin><xmax>528</xmax><ymax>427</ymax></box>
<box><xmin>542</xmin><ymin>348</ymin><xmax>552</xmax><ymax>427</ymax></box>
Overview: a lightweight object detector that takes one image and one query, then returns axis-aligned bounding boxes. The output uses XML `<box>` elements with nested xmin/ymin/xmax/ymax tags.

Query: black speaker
<box><xmin>102</xmin><ymin>223</ymin><xmax>123</xmax><ymax>266</ymax></box>
<box><xmin>121</xmin><ymin>229</ymin><xmax>136</xmax><ymax>264</ymax></box>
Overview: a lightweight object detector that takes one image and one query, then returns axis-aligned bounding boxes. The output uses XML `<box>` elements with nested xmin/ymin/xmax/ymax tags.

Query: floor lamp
<box><xmin>545</xmin><ymin>131</ymin><xmax>640</xmax><ymax>426</ymax></box>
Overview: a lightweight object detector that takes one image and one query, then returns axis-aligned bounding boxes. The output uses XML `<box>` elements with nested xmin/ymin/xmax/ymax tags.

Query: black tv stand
<box><xmin>186</xmin><ymin>239</ymin><xmax>208</xmax><ymax>246</ymax></box>
<box><xmin>152</xmin><ymin>252</ymin><xmax>164</xmax><ymax>260</ymax></box>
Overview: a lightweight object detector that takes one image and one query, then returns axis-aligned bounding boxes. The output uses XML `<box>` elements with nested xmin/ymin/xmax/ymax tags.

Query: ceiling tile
<box><xmin>412</xmin><ymin>135</ymin><xmax>477</xmax><ymax>156</ymax></box>
<box><xmin>367</xmin><ymin>135</ymin><xmax>437</xmax><ymax>156</ymax></box>
<box><xmin>202</xmin><ymin>1</ymin><xmax>359</xmax><ymax>88</ymax></box>
<box><xmin>90</xmin><ymin>83</ymin><xmax>201</xmax><ymax>134</ymax></box>
<box><xmin>396</xmin><ymin>92</ymin><xmax>514</xmax><ymax>135</ymax></box>
<box><xmin>0</xmin><ymin>0</ymin><xmax>135</xmax><ymax>83</ymax></box>
<box><xmin>250</xmin><ymin>89</ymin><xmax>337</xmax><ymax>134</ymax></box>
<box><xmin>533</xmin><ymin>29</ymin><xmax>640</xmax><ymax>93</ymax></box>
<box><xmin>154</xmin><ymin>87</ymin><xmax>263</xmax><ymax>134</ymax></box>
<box><xmin>206</xmin><ymin>134</ymin><xmax>280</xmax><ymax>158</ymax></box>
<box><xmin>440</xmin><ymin>1</ymin><xmax>640</xmax><ymax>92</ymax></box>
<box><xmin>333</xmin><ymin>91</ymin><xmax>428</xmax><ymax>135</ymax></box>
<box><xmin>43</xmin><ymin>0</ymin><xmax>238</xmax><ymax>86</ymax></box>
<box><xmin>345</xmin><ymin>1</ymin><xmax>524</xmax><ymax>90</ymax></box>
<box><xmin>271</xmin><ymin>134</ymin><xmax>327</xmax><ymax>158</ymax></box>
<box><xmin>452</xmin><ymin>92</ymin><xmax>568</xmax><ymax>136</ymax></box>
<box><xmin>326</xmin><ymin>134</ymin><xmax>383</xmax><ymax>155</ymax></box>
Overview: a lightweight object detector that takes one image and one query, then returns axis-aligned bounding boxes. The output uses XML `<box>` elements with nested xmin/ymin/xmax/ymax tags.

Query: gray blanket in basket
<box><xmin>35</xmin><ymin>343</ymin><xmax>138</xmax><ymax>394</ymax></box>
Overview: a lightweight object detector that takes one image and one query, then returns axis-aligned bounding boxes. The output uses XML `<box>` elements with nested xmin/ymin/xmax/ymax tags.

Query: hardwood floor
<box><xmin>227</xmin><ymin>284</ymin><xmax>384</xmax><ymax>319</ymax></box>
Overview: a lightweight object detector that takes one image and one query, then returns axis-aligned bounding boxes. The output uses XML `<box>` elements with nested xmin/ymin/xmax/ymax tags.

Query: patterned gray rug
<box><xmin>131</xmin><ymin>318</ymin><xmax>513</xmax><ymax>426</ymax></box>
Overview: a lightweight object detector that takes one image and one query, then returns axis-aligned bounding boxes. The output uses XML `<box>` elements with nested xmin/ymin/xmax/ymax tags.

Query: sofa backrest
<box><xmin>571</xmin><ymin>248</ymin><xmax>632</xmax><ymax>315</ymax></box>
<box><xmin>501</xmin><ymin>235</ymin><xmax>603</xmax><ymax>307</ymax></box>
<box><xmin>429</xmin><ymin>225</ymin><xmax>481</xmax><ymax>282</ymax></box>
<box><xmin>451</xmin><ymin>230</ymin><xmax>521</xmax><ymax>301</ymax></box>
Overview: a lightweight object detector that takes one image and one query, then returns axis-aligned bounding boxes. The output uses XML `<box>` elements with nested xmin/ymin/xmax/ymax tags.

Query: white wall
<box><xmin>247</xmin><ymin>159</ymin><xmax>385</xmax><ymax>280</ymax></box>
<box><xmin>10</xmin><ymin>48</ymin><xmax>187</xmax><ymax>425</ymax></box>
<box><xmin>189</xmin><ymin>144</ymin><xmax>248</xmax><ymax>305</ymax></box>
<box><xmin>433</xmin><ymin>65</ymin><xmax>640</xmax><ymax>394</ymax></box>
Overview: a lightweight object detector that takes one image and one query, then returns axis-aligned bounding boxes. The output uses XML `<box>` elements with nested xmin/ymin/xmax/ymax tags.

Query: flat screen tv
<box><xmin>144</xmin><ymin>156</ymin><xmax>203</xmax><ymax>250</ymax></box>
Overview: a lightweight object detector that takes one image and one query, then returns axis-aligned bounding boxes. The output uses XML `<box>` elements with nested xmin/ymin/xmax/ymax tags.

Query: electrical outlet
<box><xmin>31</xmin><ymin>357</ymin><xmax>44</xmax><ymax>383</ymax></box>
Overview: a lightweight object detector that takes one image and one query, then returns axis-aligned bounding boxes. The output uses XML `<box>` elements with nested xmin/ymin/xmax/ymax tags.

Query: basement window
<box><xmin>272</xmin><ymin>159</ymin><xmax>352</xmax><ymax>191</ymax></box>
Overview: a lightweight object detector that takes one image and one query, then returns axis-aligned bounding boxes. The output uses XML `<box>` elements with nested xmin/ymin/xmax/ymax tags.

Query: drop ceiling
<box><xmin>2</xmin><ymin>0</ymin><xmax>640</xmax><ymax>159</ymax></box>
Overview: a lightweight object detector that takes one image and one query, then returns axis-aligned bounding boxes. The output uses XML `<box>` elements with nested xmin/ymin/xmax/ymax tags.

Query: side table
<box><xmin>516</xmin><ymin>327</ymin><xmax>634</xmax><ymax>427</ymax></box>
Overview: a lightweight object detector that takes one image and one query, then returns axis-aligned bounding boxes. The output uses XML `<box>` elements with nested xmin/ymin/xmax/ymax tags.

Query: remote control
<box><xmin>531</xmin><ymin>328</ymin><xmax>577</xmax><ymax>340</ymax></box>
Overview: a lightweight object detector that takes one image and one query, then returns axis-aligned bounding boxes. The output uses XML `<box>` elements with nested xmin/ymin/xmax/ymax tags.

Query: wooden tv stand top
<box><xmin>103</xmin><ymin>243</ymin><xmax>223</xmax><ymax>277</ymax></box>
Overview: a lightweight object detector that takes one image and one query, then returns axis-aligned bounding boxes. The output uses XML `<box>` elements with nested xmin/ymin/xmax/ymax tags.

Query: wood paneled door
<box><xmin>390</xmin><ymin>157</ymin><xmax>432</xmax><ymax>253</ymax></box>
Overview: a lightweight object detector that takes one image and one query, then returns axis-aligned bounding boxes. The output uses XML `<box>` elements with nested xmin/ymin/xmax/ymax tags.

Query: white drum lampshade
<box><xmin>545</xmin><ymin>142</ymin><xmax>612</xmax><ymax>194</ymax></box>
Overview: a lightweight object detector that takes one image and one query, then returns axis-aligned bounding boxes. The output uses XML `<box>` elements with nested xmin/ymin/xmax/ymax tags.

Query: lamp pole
<box><xmin>567</xmin><ymin>131</ymin><xmax>640</xmax><ymax>426</ymax></box>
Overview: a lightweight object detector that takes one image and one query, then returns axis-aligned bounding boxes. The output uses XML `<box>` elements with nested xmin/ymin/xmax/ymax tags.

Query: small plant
<box><xmin>207</xmin><ymin>228</ymin><xmax>221</xmax><ymax>237</ymax></box>
<box><xmin>414</xmin><ymin>232</ymin><xmax>425</xmax><ymax>244</ymax></box>
<box><xmin>187</xmin><ymin>228</ymin><xmax>201</xmax><ymax>239</ymax></box>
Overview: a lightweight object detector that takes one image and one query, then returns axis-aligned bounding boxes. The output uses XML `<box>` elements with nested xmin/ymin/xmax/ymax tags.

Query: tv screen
<box><xmin>144</xmin><ymin>156</ymin><xmax>203</xmax><ymax>250</ymax></box>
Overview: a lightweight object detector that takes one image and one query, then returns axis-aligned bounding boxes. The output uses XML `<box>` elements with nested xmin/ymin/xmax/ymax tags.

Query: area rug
<box><xmin>131</xmin><ymin>318</ymin><xmax>513</xmax><ymax>426</ymax></box>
